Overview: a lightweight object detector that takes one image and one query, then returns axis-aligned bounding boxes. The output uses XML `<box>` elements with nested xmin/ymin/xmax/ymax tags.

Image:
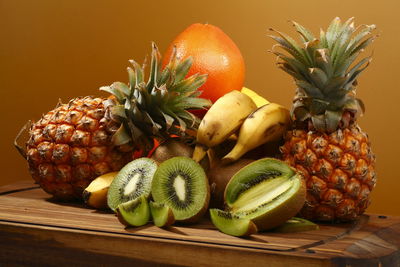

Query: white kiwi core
<box><xmin>124</xmin><ymin>173</ymin><xmax>141</xmax><ymax>196</ymax></box>
<box><xmin>173</xmin><ymin>175</ymin><xmax>186</xmax><ymax>201</ymax></box>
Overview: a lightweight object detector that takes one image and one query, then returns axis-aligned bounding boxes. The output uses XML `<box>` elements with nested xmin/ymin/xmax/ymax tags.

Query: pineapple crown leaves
<box><xmin>269</xmin><ymin>17</ymin><xmax>378</xmax><ymax>132</ymax></box>
<box><xmin>100</xmin><ymin>42</ymin><xmax>211</xmax><ymax>152</ymax></box>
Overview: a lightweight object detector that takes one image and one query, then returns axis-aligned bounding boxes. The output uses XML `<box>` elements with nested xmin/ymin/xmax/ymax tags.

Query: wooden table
<box><xmin>0</xmin><ymin>181</ymin><xmax>399</xmax><ymax>266</ymax></box>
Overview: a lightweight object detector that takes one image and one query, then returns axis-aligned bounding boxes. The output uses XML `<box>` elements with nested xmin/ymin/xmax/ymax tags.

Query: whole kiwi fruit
<box><xmin>151</xmin><ymin>139</ymin><xmax>193</xmax><ymax>164</ymax></box>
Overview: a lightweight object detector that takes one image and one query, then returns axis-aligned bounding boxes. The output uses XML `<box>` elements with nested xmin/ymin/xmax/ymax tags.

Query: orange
<box><xmin>162</xmin><ymin>23</ymin><xmax>245</xmax><ymax>104</ymax></box>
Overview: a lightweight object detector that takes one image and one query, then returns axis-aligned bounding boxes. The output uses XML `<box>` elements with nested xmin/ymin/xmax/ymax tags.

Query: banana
<box><xmin>192</xmin><ymin>90</ymin><xmax>257</xmax><ymax>162</ymax></box>
<box><xmin>82</xmin><ymin>172</ymin><xmax>118</xmax><ymax>209</ymax></box>
<box><xmin>241</xmin><ymin>87</ymin><xmax>270</xmax><ymax>107</ymax></box>
<box><xmin>222</xmin><ymin>103</ymin><xmax>291</xmax><ymax>164</ymax></box>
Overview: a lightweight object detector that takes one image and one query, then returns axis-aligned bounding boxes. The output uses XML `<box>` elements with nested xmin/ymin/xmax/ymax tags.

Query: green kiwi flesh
<box><xmin>273</xmin><ymin>217</ymin><xmax>319</xmax><ymax>233</ymax></box>
<box><xmin>151</xmin><ymin>157</ymin><xmax>210</xmax><ymax>222</ymax></box>
<box><xmin>150</xmin><ymin>201</ymin><xmax>175</xmax><ymax>227</ymax></box>
<box><xmin>107</xmin><ymin>158</ymin><xmax>157</xmax><ymax>211</ymax></box>
<box><xmin>116</xmin><ymin>195</ymin><xmax>150</xmax><ymax>227</ymax></box>
<box><xmin>210</xmin><ymin>209</ymin><xmax>257</xmax><ymax>237</ymax></box>
<box><xmin>224</xmin><ymin>158</ymin><xmax>306</xmax><ymax>231</ymax></box>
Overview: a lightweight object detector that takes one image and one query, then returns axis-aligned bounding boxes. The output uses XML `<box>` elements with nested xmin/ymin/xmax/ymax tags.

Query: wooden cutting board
<box><xmin>0</xmin><ymin>181</ymin><xmax>399</xmax><ymax>267</ymax></box>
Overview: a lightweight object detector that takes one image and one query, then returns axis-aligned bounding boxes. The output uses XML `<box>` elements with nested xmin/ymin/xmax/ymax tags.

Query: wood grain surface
<box><xmin>0</xmin><ymin>181</ymin><xmax>399</xmax><ymax>267</ymax></box>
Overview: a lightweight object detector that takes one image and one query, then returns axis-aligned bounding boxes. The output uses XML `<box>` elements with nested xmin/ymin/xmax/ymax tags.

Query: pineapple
<box><xmin>271</xmin><ymin>18</ymin><xmax>377</xmax><ymax>221</ymax></box>
<box><xmin>16</xmin><ymin>43</ymin><xmax>211</xmax><ymax>200</ymax></box>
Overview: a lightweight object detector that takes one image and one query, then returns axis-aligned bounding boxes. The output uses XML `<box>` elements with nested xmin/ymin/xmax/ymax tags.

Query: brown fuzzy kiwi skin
<box><xmin>250</xmin><ymin>176</ymin><xmax>306</xmax><ymax>231</ymax></box>
<box><xmin>116</xmin><ymin>207</ymin><xmax>129</xmax><ymax>227</ymax></box>
<box><xmin>162</xmin><ymin>208</ymin><xmax>176</xmax><ymax>227</ymax></box>
<box><xmin>151</xmin><ymin>139</ymin><xmax>210</xmax><ymax>171</ymax></box>
<box><xmin>244</xmin><ymin>220</ymin><xmax>259</xmax><ymax>236</ymax></box>
<box><xmin>151</xmin><ymin>139</ymin><xmax>193</xmax><ymax>164</ymax></box>
<box><xmin>207</xmin><ymin>158</ymin><xmax>255</xmax><ymax>208</ymax></box>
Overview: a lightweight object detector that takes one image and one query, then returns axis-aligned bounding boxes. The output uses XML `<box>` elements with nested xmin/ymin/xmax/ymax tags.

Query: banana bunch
<box><xmin>193</xmin><ymin>87</ymin><xmax>291</xmax><ymax>164</ymax></box>
<box><xmin>82</xmin><ymin>172</ymin><xmax>118</xmax><ymax>209</ymax></box>
<box><xmin>222</xmin><ymin>103</ymin><xmax>290</xmax><ymax>163</ymax></box>
<box><xmin>192</xmin><ymin>90</ymin><xmax>257</xmax><ymax>162</ymax></box>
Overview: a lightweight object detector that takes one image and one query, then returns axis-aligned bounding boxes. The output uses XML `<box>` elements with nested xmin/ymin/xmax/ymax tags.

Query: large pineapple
<box><xmin>272</xmin><ymin>18</ymin><xmax>377</xmax><ymax>221</ymax></box>
<box><xmin>16</xmin><ymin>43</ymin><xmax>211</xmax><ymax>200</ymax></box>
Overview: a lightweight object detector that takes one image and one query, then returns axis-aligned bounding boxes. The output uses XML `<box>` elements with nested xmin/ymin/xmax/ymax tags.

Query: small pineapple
<box><xmin>271</xmin><ymin>18</ymin><xmax>377</xmax><ymax>221</ymax></box>
<box><xmin>17</xmin><ymin>43</ymin><xmax>211</xmax><ymax>200</ymax></box>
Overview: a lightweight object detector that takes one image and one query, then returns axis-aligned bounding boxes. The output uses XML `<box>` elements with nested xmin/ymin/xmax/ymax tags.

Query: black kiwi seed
<box><xmin>107</xmin><ymin>158</ymin><xmax>158</xmax><ymax>212</ymax></box>
<box><xmin>236</xmin><ymin>170</ymin><xmax>283</xmax><ymax>196</ymax></box>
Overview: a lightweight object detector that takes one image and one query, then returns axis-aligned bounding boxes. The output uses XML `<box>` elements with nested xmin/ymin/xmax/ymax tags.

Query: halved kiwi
<box><xmin>107</xmin><ymin>158</ymin><xmax>157</xmax><ymax>211</ymax></box>
<box><xmin>150</xmin><ymin>201</ymin><xmax>175</xmax><ymax>228</ymax></box>
<box><xmin>210</xmin><ymin>158</ymin><xmax>305</xmax><ymax>235</ymax></box>
<box><xmin>210</xmin><ymin>209</ymin><xmax>257</xmax><ymax>237</ymax></box>
<box><xmin>116</xmin><ymin>195</ymin><xmax>150</xmax><ymax>227</ymax></box>
<box><xmin>151</xmin><ymin>157</ymin><xmax>210</xmax><ymax>223</ymax></box>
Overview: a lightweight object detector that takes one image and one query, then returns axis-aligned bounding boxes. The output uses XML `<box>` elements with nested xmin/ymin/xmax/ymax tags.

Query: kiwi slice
<box><xmin>150</xmin><ymin>202</ymin><xmax>175</xmax><ymax>227</ymax></box>
<box><xmin>107</xmin><ymin>158</ymin><xmax>157</xmax><ymax>211</ymax></box>
<box><xmin>116</xmin><ymin>195</ymin><xmax>150</xmax><ymax>227</ymax></box>
<box><xmin>151</xmin><ymin>156</ymin><xmax>210</xmax><ymax>223</ymax></box>
<box><xmin>220</xmin><ymin>158</ymin><xmax>306</xmax><ymax>233</ymax></box>
<box><xmin>273</xmin><ymin>217</ymin><xmax>319</xmax><ymax>233</ymax></box>
<box><xmin>210</xmin><ymin>209</ymin><xmax>257</xmax><ymax>237</ymax></box>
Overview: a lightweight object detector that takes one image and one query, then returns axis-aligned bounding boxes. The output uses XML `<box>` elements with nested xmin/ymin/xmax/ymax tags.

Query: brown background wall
<box><xmin>1</xmin><ymin>0</ymin><xmax>399</xmax><ymax>216</ymax></box>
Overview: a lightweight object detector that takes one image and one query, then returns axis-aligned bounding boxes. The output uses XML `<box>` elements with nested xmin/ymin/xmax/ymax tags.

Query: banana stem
<box><xmin>192</xmin><ymin>144</ymin><xmax>208</xmax><ymax>162</ymax></box>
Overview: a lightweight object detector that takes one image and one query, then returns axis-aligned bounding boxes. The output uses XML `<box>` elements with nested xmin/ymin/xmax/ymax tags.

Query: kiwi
<box><xmin>151</xmin><ymin>156</ymin><xmax>210</xmax><ymax>223</ymax></box>
<box><xmin>273</xmin><ymin>217</ymin><xmax>319</xmax><ymax>233</ymax></box>
<box><xmin>150</xmin><ymin>201</ymin><xmax>175</xmax><ymax>227</ymax></box>
<box><xmin>107</xmin><ymin>158</ymin><xmax>157</xmax><ymax>211</ymax></box>
<box><xmin>210</xmin><ymin>209</ymin><xmax>257</xmax><ymax>237</ymax></box>
<box><xmin>116</xmin><ymin>195</ymin><xmax>150</xmax><ymax>227</ymax></box>
<box><xmin>207</xmin><ymin>158</ymin><xmax>255</xmax><ymax>208</ymax></box>
<box><xmin>151</xmin><ymin>139</ymin><xmax>193</xmax><ymax>164</ymax></box>
<box><xmin>210</xmin><ymin>158</ymin><xmax>305</xmax><ymax>235</ymax></box>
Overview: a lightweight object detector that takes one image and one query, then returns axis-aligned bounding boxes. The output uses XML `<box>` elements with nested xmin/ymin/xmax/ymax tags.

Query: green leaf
<box><xmin>291</xmin><ymin>20</ymin><xmax>315</xmax><ymax>42</ymax></box>
<box><xmin>324</xmin><ymin>76</ymin><xmax>349</xmax><ymax>95</ymax></box>
<box><xmin>159</xmin><ymin>110</ymin><xmax>175</xmax><ymax>130</ymax></box>
<box><xmin>309</xmin><ymin>98</ymin><xmax>329</xmax><ymax>115</ymax></box>
<box><xmin>315</xmin><ymin>49</ymin><xmax>333</xmax><ymax>78</ymax></box>
<box><xmin>109</xmin><ymin>104</ymin><xmax>126</xmax><ymax>119</ymax></box>
<box><xmin>99</xmin><ymin>86</ymin><xmax>124</xmax><ymax>103</ymax></box>
<box><xmin>346</xmin><ymin>24</ymin><xmax>376</xmax><ymax>54</ymax></box>
<box><xmin>311</xmin><ymin>115</ymin><xmax>327</xmax><ymax>132</ymax></box>
<box><xmin>295</xmin><ymin>80</ymin><xmax>324</xmax><ymax>98</ymax></box>
<box><xmin>308</xmin><ymin>68</ymin><xmax>328</xmax><ymax>89</ymax></box>
<box><xmin>325</xmin><ymin>17</ymin><xmax>342</xmax><ymax>49</ymax></box>
<box><xmin>174</xmin><ymin>57</ymin><xmax>193</xmax><ymax>83</ymax></box>
<box><xmin>325</xmin><ymin>110</ymin><xmax>342</xmax><ymax>133</ymax></box>
<box><xmin>127</xmin><ymin>67</ymin><xmax>136</xmax><ymax>92</ymax></box>
<box><xmin>147</xmin><ymin>42</ymin><xmax>161</xmax><ymax>91</ymax></box>
<box><xmin>111</xmin><ymin>124</ymin><xmax>131</xmax><ymax>146</ymax></box>
<box><xmin>111</xmin><ymin>82</ymin><xmax>130</xmax><ymax>98</ymax></box>
<box><xmin>171</xmin><ymin>74</ymin><xmax>208</xmax><ymax>95</ymax></box>
<box><xmin>269</xmin><ymin>33</ymin><xmax>311</xmax><ymax>66</ymax></box>
<box><xmin>293</xmin><ymin>105</ymin><xmax>310</xmax><ymax>122</ymax></box>
<box><xmin>129</xmin><ymin>59</ymin><xmax>144</xmax><ymax>87</ymax></box>
<box><xmin>344</xmin><ymin>98</ymin><xmax>365</xmax><ymax>117</ymax></box>
<box><xmin>272</xmin><ymin>50</ymin><xmax>309</xmax><ymax>79</ymax></box>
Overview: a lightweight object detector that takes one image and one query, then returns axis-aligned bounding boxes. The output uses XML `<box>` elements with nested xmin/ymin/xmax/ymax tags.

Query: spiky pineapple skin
<box><xmin>26</xmin><ymin>97</ymin><xmax>133</xmax><ymax>200</ymax></box>
<box><xmin>281</xmin><ymin>125</ymin><xmax>376</xmax><ymax>221</ymax></box>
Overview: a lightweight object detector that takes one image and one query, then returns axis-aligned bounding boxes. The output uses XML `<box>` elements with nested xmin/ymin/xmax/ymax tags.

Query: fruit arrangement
<box><xmin>15</xmin><ymin>18</ymin><xmax>376</xmax><ymax>237</ymax></box>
